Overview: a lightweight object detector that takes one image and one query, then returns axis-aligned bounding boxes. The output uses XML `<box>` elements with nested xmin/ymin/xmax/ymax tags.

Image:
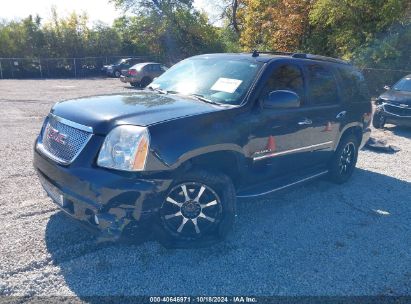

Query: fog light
<box><xmin>94</xmin><ymin>214</ymin><xmax>99</xmax><ymax>225</ymax></box>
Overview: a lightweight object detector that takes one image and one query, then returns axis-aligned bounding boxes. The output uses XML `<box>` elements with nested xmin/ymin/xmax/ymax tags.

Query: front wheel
<box><xmin>329</xmin><ymin>134</ymin><xmax>359</xmax><ymax>184</ymax></box>
<box><xmin>372</xmin><ymin>109</ymin><xmax>386</xmax><ymax>129</ymax></box>
<box><xmin>157</xmin><ymin>170</ymin><xmax>236</xmax><ymax>248</ymax></box>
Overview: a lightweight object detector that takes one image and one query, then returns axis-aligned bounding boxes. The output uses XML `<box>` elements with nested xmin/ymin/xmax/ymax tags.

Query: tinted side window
<box><xmin>306</xmin><ymin>65</ymin><xmax>339</xmax><ymax>105</ymax></box>
<box><xmin>261</xmin><ymin>64</ymin><xmax>305</xmax><ymax>102</ymax></box>
<box><xmin>338</xmin><ymin>67</ymin><xmax>370</xmax><ymax>103</ymax></box>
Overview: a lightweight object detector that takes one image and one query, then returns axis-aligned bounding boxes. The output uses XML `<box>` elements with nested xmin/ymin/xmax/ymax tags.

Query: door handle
<box><xmin>336</xmin><ymin>111</ymin><xmax>347</xmax><ymax>119</ymax></box>
<box><xmin>298</xmin><ymin>118</ymin><xmax>312</xmax><ymax>125</ymax></box>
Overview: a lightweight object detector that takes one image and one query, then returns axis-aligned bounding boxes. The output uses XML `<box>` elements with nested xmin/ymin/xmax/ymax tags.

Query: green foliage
<box><xmin>308</xmin><ymin>0</ymin><xmax>409</xmax><ymax>60</ymax></box>
<box><xmin>0</xmin><ymin>0</ymin><xmax>410</xmax><ymax>78</ymax></box>
<box><xmin>0</xmin><ymin>9</ymin><xmax>123</xmax><ymax>58</ymax></box>
<box><xmin>0</xmin><ymin>2</ymin><xmax>226</xmax><ymax>62</ymax></box>
<box><xmin>110</xmin><ymin>0</ymin><xmax>225</xmax><ymax>62</ymax></box>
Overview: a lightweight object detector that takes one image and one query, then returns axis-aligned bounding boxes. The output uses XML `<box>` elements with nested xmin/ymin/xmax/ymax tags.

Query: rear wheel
<box><xmin>372</xmin><ymin>109</ymin><xmax>386</xmax><ymax>129</ymax></box>
<box><xmin>329</xmin><ymin>134</ymin><xmax>359</xmax><ymax>184</ymax></box>
<box><xmin>157</xmin><ymin>170</ymin><xmax>236</xmax><ymax>248</ymax></box>
<box><xmin>114</xmin><ymin>70</ymin><xmax>121</xmax><ymax>78</ymax></box>
<box><xmin>140</xmin><ymin>77</ymin><xmax>152</xmax><ymax>88</ymax></box>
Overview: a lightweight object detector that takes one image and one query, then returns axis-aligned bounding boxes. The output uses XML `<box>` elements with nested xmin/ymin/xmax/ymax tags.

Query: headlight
<box><xmin>97</xmin><ymin>125</ymin><xmax>150</xmax><ymax>171</ymax></box>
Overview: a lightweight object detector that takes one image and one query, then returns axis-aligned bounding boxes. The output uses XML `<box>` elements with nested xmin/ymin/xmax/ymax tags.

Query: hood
<box><xmin>379</xmin><ymin>90</ymin><xmax>411</xmax><ymax>105</ymax></box>
<box><xmin>51</xmin><ymin>91</ymin><xmax>223</xmax><ymax>134</ymax></box>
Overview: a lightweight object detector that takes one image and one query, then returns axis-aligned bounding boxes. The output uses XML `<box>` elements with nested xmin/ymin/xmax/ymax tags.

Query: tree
<box><xmin>308</xmin><ymin>0</ymin><xmax>410</xmax><ymax>59</ymax></box>
<box><xmin>238</xmin><ymin>0</ymin><xmax>313</xmax><ymax>52</ymax></box>
<box><xmin>110</xmin><ymin>0</ymin><xmax>224</xmax><ymax>61</ymax></box>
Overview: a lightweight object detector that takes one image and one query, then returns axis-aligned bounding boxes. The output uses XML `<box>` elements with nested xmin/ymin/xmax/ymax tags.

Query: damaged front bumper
<box><xmin>34</xmin><ymin>149</ymin><xmax>172</xmax><ymax>241</ymax></box>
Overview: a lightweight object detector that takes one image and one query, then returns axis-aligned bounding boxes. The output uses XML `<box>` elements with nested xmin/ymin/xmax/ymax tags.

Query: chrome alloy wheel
<box><xmin>339</xmin><ymin>142</ymin><xmax>356</xmax><ymax>175</ymax></box>
<box><xmin>160</xmin><ymin>182</ymin><xmax>222</xmax><ymax>238</ymax></box>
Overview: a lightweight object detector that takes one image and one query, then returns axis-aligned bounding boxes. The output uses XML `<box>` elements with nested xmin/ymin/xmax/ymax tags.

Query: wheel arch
<box><xmin>336</xmin><ymin>123</ymin><xmax>363</xmax><ymax>148</ymax></box>
<box><xmin>177</xmin><ymin>150</ymin><xmax>247</xmax><ymax>189</ymax></box>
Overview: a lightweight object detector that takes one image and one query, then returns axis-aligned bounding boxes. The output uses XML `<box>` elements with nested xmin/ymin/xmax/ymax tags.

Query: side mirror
<box><xmin>263</xmin><ymin>90</ymin><xmax>301</xmax><ymax>109</ymax></box>
<box><xmin>384</xmin><ymin>85</ymin><xmax>391</xmax><ymax>90</ymax></box>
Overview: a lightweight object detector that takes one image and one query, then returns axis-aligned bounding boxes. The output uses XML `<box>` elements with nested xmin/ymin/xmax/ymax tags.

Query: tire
<box><xmin>140</xmin><ymin>77</ymin><xmax>152</xmax><ymax>88</ymax></box>
<box><xmin>156</xmin><ymin>170</ymin><xmax>236</xmax><ymax>248</ymax></box>
<box><xmin>114</xmin><ymin>70</ymin><xmax>121</xmax><ymax>78</ymax></box>
<box><xmin>329</xmin><ymin>134</ymin><xmax>359</xmax><ymax>184</ymax></box>
<box><xmin>372</xmin><ymin>109</ymin><xmax>386</xmax><ymax>129</ymax></box>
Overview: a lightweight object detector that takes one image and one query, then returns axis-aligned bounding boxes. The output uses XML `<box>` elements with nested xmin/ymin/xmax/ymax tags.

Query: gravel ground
<box><xmin>0</xmin><ymin>79</ymin><xmax>410</xmax><ymax>298</ymax></box>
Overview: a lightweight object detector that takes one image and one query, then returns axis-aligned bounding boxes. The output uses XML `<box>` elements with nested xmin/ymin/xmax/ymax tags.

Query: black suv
<box><xmin>34</xmin><ymin>52</ymin><xmax>371</xmax><ymax>246</ymax></box>
<box><xmin>373</xmin><ymin>74</ymin><xmax>411</xmax><ymax>128</ymax></box>
<box><xmin>104</xmin><ymin>58</ymin><xmax>141</xmax><ymax>78</ymax></box>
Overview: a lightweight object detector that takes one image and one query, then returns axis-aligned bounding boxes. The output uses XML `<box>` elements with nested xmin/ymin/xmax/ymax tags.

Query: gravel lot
<box><xmin>0</xmin><ymin>79</ymin><xmax>410</xmax><ymax>298</ymax></box>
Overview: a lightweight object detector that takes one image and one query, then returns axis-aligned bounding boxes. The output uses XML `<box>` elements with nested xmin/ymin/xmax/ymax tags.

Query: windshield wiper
<box><xmin>188</xmin><ymin>93</ymin><xmax>223</xmax><ymax>106</ymax></box>
<box><xmin>147</xmin><ymin>86</ymin><xmax>168</xmax><ymax>94</ymax></box>
<box><xmin>147</xmin><ymin>88</ymin><xmax>224</xmax><ymax>106</ymax></box>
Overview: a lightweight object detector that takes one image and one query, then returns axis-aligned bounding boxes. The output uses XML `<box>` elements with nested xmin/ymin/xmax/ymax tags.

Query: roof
<box><xmin>194</xmin><ymin>52</ymin><xmax>351</xmax><ymax>66</ymax></box>
<box><xmin>131</xmin><ymin>62</ymin><xmax>160</xmax><ymax>68</ymax></box>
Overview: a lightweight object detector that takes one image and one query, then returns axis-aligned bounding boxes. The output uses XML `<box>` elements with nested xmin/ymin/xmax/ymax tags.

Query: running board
<box><xmin>236</xmin><ymin>170</ymin><xmax>328</xmax><ymax>198</ymax></box>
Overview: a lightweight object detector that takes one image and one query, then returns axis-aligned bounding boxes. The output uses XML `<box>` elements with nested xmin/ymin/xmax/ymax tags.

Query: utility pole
<box><xmin>0</xmin><ymin>60</ymin><xmax>3</xmax><ymax>79</ymax></box>
<box><xmin>73</xmin><ymin>58</ymin><xmax>77</xmax><ymax>78</ymax></box>
<box><xmin>39</xmin><ymin>59</ymin><xmax>43</xmax><ymax>78</ymax></box>
<box><xmin>10</xmin><ymin>59</ymin><xmax>14</xmax><ymax>78</ymax></box>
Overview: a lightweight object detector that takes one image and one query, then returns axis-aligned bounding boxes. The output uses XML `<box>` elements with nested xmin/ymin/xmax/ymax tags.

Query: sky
<box><xmin>0</xmin><ymin>0</ymin><xmax>220</xmax><ymax>25</ymax></box>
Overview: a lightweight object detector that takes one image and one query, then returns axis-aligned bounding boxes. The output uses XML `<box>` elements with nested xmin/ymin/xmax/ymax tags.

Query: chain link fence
<box><xmin>361</xmin><ymin>67</ymin><xmax>411</xmax><ymax>97</ymax></box>
<box><xmin>0</xmin><ymin>56</ymin><xmax>158</xmax><ymax>79</ymax></box>
<box><xmin>0</xmin><ymin>56</ymin><xmax>410</xmax><ymax>98</ymax></box>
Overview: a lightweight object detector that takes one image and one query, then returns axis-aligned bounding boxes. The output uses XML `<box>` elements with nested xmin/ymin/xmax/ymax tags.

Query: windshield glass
<box><xmin>149</xmin><ymin>57</ymin><xmax>263</xmax><ymax>105</ymax></box>
<box><xmin>113</xmin><ymin>59</ymin><xmax>126</xmax><ymax>65</ymax></box>
<box><xmin>393</xmin><ymin>77</ymin><xmax>411</xmax><ymax>92</ymax></box>
<box><xmin>131</xmin><ymin>63</ymin><xmax>145</xmax><ymax>70</ymax></box>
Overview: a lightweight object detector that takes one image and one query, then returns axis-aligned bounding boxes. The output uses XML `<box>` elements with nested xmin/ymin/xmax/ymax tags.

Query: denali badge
<box><xmin>47</xmin><ymin>127</ymin><xmax>67</xmax><ymax>145</ymax></box>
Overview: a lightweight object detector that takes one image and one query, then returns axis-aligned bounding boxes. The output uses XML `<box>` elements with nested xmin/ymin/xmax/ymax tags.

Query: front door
<box><xmin>246</xmin><ymin>61</ymin><xmax>318</xmax><ymax>182</ymax></box>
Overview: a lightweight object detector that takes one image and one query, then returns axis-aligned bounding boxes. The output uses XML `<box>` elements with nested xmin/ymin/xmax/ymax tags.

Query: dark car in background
<box><xmin>103</xmin><ymin>58</ymin><xmax>141</xmax><ymax>78</ymax></box>
<box><xmin>120</xmin><ymin>62</ymin><xmax>168</xmax><ymax>87</ymax></box>
<box><xmin>373</xmin><ymin>75</ymin><xmax>411</xmax><ymax>128</ymax></box>
<box><xmin>34</xmin><ymin>52</ymin><xmax>371</xmax><ymax>247</ymax></box>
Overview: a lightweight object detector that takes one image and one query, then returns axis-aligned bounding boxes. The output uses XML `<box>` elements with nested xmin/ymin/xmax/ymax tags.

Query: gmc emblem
<box><xmin>47</xmin><ymin>127</ymin><xmax>67</xmax><ymax>145</ymax></box>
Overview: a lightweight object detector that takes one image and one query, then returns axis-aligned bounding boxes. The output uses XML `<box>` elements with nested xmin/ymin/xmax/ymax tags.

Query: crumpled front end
<box><xmin>33</xmin><ymin>114</ymin><xmax>173</xmax><ymax>241</ymax></box>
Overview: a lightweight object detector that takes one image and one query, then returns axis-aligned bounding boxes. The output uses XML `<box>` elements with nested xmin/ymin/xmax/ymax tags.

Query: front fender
<box><xmin>145</xmin><ymin>109</ymin><xmax>248</xmax><ymax>172</ymax></box>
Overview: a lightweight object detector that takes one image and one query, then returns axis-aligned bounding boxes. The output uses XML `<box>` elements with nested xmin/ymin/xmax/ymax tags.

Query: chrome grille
<box><xmin>38</xmin><ymin>114</ymin><xmax>92</xmax><ymax>164</ymax></box>
<box><xmin>384</xmin><ymin>103</ymin><xmax>411</xmax><ymax>117</ymax></box>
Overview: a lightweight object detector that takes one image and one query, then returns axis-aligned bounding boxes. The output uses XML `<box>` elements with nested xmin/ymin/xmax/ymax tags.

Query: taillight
<box><xmin>129</xmin><ymin>69</ymin><xmax>137</xmax><ymax>76</ymax></box>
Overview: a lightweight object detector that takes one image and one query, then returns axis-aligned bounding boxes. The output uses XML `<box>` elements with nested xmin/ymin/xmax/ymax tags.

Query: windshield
<box><xmin>131</xmin><ymin>63</ymin><xmax>145</xmax><ymax>70</ymax></box>
<box><xmin>149</xmin><ymin>57</ymin><xmax>263</xmax><ymax>105</ymax></box>
<box><xmin>113</xmin><ymin>59</ymin><xmax>126</xmax><ymax>65</ymax></box>
<box><xmin>393</xmin><ymin>77</ymin><xmax>411</xmax><ymax>92</ymax></box>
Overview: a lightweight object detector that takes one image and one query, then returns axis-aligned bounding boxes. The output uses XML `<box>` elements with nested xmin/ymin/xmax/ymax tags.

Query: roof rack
<box><xmin>252</xmin><ymin>50</ymin><xmax>294</xmax><ymax>57</ymax></box>
<box><xmin>251</xmin><ymin>50</ymin><xmax>350</xmax><ymax>65</ymax></box>
<box><xmin>293</xmin><ymin>53</ymin><xmax>350</xmax><ymax>65</ymax></box>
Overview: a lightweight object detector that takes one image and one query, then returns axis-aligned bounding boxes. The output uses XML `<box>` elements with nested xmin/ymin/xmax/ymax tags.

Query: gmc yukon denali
<box><xmin>34</xmin><ymin>52</ymin><xmax>372</xmax><ymax>247</ymax></box>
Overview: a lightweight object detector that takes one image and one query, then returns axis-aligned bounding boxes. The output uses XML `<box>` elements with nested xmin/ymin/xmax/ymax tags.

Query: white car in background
<box><xmin>120</xmin><ymin>62</ymin><xmax>168</xmax><ymax>87</ymax></box>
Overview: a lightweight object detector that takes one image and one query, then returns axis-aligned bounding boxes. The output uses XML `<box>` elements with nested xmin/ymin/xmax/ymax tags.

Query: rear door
<box><xmin>299</xmin><ymin>63</ymin><xmax>344</xmax><ymax>165</ymax></box>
